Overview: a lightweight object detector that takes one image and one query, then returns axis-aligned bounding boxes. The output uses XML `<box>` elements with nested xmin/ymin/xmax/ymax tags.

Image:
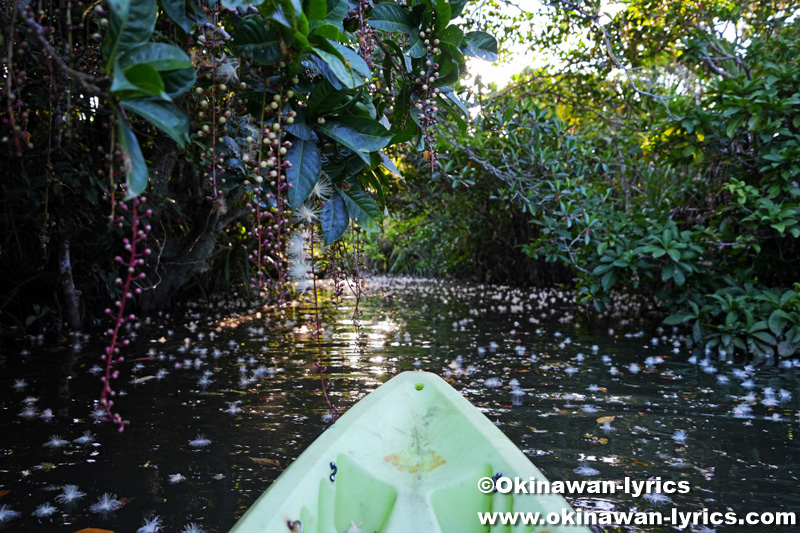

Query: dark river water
<box><xmin>1</xmin><ymin>277</ymin><xmax>799</xmax><ymax>532</ymax></box>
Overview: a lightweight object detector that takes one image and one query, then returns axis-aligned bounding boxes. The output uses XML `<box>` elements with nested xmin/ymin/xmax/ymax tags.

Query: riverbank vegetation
<box><xmin>2</xmin><ymin>0</ymin><xmax>799</xmax><ymax>363</ymax></box>
<box><xmin>369</xmin><ymin>0</ymin><xmax>800</xmax><ymax>362</ymax></box>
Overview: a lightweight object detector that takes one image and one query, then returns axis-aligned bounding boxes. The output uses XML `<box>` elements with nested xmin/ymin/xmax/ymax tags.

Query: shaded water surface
<box><xmin>1</xmin><ymin>278</ymin><xmax>799</xmax><ymax>532</ymax></box>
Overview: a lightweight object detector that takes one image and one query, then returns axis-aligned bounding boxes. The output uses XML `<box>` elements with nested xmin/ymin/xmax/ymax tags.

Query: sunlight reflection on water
<box><xmin>0</xmin><ymin>277</ymin><xmax>798</xmax><ymax>532</ymax></box>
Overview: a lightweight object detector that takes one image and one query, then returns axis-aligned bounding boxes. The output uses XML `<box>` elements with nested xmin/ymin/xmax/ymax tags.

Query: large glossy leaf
<box><xmin>325</xmin><ymin>0</ymin><xmax>348</xmax><ymax>29</ymax></box>
<box><xmin>433</xmin><ymin>0</ymin><xmax>451</xmax><ymax>30</ymax></box>
<box><xmin>162</xmin><ymin>66</ymin><xmax>197</xmax><ymax>98</ymax></box>
<box><xmin>307</xmin><ymin>80</ymin><xmax>347</xmax><ymax>114</ymax></box>
<box><xmin>307</xmin><ymin>0</ymin><xmax>327</xmax><ymax>20</ymax></box>
<box><xmin>111</xmin><ymin>63</ymin><xmax>168</xmax><ymax>99</ymax></box>
<box><xmin>431</xmin><ymin>57</ymin><xmax>460</xmax><ymax>88</ymax></box>
<box><xmin>232</xmin><ymin>16</ymin><xmax>282</xmax><ymax>65</ymax></box>
<box><xmin>435</xmin><ymin>94</ymin><xmax>466</xmax><ymax>133</ymax></box>
<box><xmin>379</xmin><ymin>152</ymin><xmax>401</xmax><ymax>178</ymax></box>
<box><xmin>404</xmin><ymin>34</ymin><xmax>427</xmax><ymax>58</ymax></box>
<box><xmin>286</xmin><ymin>139</ymin><xmax>321</xmax><ymax>208</ymax></box>
<box><xmin>311</xmin><ymin>43</ymin><xmax>363</xmax><ymax>89</ymax></box>
<box><xmin>320</xmin><ymin>191</ymin><xmax>349</xmax><ymax>244</ymax></box>
<box><xmin>438</xmin><ymin>25</ymin><xmax>463</xmax><ymax>46</ymax></box>
<box><xmin>283</xmin><ymin>108</ymin><xmax>314</xmax><ymax>140</ymax></box>
<box><xmin>449</xmin><ymin>0</ymin><xmax>468</xmax><ymax>18</ymax></box>
<box><xmin>159</xmin><ymin>0</ymin><xmax>199</xmax><ymax>34</ymax></box>
<box><xmin>368</xmin><ymin>3</ymin><xmax>415</xmax><ymax>34</ymax></box>
<box><xmin>306</xmin><ymin>55</ymin><xmax>345</xmax><ymax>90</ymax></box>
<box><xmin>329</xmin><ymin>41</ymin><xmax>371</xmax><ymax>78</ymax></box>
<box><xmin>317</xmin><ymin>117</ymin><xmax>392</xmax><ymax>163</ymax></box>
<box><xmin>122</xmin><ymin>98</ymin><xmax>190</xmax><ymax>148</ymax></box>
<box><xmin>117</xmin><ymin>115</ymin><xmax>149</xmax><ymax>199</ymax></box>
<box><xmin>118</xmin><ymin>43</ymin><xmax>193</xmax><ymax>71</ymax></box>
<box><xmin>341</xmin><ymin>177</ymin><xmax>382</xmax><ymax>232</ymax></box>
<box><xmin>461</xmin><ymin>31</ymin><xmax>498</xmax><ymax>61</ymax></box>
<box><xmin>309</xmin><ymin>21</ymin><xmax>346</xmax><ymax>40</ymax></box>
<box><xmin>103</xmin><ymin>0</ymin><xmax>157</xmax><ymax>71</ymax></box>
<box><xmin>221</xmin><ymin>0</ymin><xmax>265</xmax><ymax>9</ymax></box>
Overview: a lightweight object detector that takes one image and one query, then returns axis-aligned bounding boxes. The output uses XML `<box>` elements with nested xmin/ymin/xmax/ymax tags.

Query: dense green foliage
<box><xmin>373</xmin><ymin>1</ymin><xmax>800</xmax><ymax>360</ymax></box>
<box><xmin>0</xmin><ymin>0</ymin><xmax>496</xmax><ymax>330</ymax></box>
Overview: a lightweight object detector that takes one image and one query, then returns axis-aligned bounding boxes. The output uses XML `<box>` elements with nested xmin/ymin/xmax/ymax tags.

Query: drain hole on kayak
<box><xmin>415</xmin><ymin>383</ymin><xmax>424</xmax><ymax>391</ymax></box>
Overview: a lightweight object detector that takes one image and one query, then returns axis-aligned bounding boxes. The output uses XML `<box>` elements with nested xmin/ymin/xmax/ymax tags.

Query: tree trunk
<box><xmin>58</xmin><ymin>239</ymin><xmax>82</xmax><ymax>330</ymax></box>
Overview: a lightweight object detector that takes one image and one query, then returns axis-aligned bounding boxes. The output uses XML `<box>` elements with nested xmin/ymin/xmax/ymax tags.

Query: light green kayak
<box><xmin>230</xmin><ymin>371</ymin><xmax>591</xmax><ymax>532</ymax></box>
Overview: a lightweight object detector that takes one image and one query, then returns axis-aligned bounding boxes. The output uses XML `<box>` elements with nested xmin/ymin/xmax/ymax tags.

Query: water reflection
<box><xmin>0</xmin><ymin>278</ymin><xmax>798</xmax><ymax>531</ymax></box>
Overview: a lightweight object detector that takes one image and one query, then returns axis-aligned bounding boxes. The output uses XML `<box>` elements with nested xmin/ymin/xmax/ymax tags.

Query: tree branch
<box><xmin>20</xmin><ymin>6</ymin><xmax>109</xmax><ymax>96</ymax></box>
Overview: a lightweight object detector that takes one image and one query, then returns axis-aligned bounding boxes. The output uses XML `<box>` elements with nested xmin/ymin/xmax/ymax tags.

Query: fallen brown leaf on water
<box><xmin>74</xmin><ymin>528</ymin><xmax>114</xmax><ymax>533</ymax></box>
<box><xmin>596</xmin><ymin>416</ymin><xmax>615</xmax><ymax>424</ymax></box>
<box><xmin>0</xmin><ymin>489</ymin><xmax>9</xmax><ymax>498</ymax></box>
<box><xmin>633</xmin><ymin>459</ymin><xmax>649</xmax><ymax>467</ymax></box>
<box><xmin>250</xmin><ymin>457</ymin><xmax>281</xmax><ymax>468</ymax></box>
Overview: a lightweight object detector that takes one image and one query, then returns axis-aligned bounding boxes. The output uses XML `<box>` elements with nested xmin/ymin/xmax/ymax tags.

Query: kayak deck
<box><xmin>230</xmin><ymin>371</ymin><xmax>590</xmax><ymax>532</ymax></box>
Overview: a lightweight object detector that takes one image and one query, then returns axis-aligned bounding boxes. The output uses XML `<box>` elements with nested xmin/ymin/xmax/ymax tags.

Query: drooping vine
<box><xmin>4</xmin><ymin>0</ymin><xmax>497</xmax><ymax>427</ymax></box>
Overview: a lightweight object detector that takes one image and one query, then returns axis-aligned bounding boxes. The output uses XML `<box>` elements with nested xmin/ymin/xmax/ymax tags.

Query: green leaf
<box><xmin>317</xmin><ymin>116</ymin><xmax>392</xmax><ymax>163</ymax></box>
<box><xmin>116</xmin><ymin>115</ymin><xmax>149</xmax><ymax>200</ymax></box>
<box><xmin>341</xmin><ymin>178</ymin><xmax>382</xmax><ymax>232</ymax></box>
<box><xmin>438</xmin><ymin>25</ymin><xmax>464</xmax><ymax>46</ymax></box>
<box><xmin>329</xmin><ymin>41</ymin><xmax>372</xmax><ymax>78</ymax></box>
<box><xmin>661</xmin><ymin>263</ymin><xmax>674</xmax><ymax>282</ymax></box>
<box><xmin>449</xmin><ymin>0</ymin><xmax>468</xmax><ymax>17</ymax></box>
<box><xmin>159</xmin><ymin>0</ymin><xmax>200</xmax><ymax>34</ymax></box>
<box><xmin>121</xmin><ymin>98</ymin><xmax>189</xmax><ymax>148</ymax></box>
<box><xmin>435</xmin><ymin>94</ymin><xmax>466</xmax><ymax>132</ymax></box>
<box><xmin>103</xmin><ymin>0</ymin><xmax>157</xmax><ymax>72</ymax></box>
<box><xmin>221</xmin><ymin>0</ymin><xmax>265</xmax><ymax>8</ymax></box>
<box><xmin>405</xmin><ymin>34</ymin><xmax>427</xmax><ymax>58</ymax></box>
<box><xmin>307</xmin><ymin>0</ymin><xmax>327</xmax><ymax>20</ymax></box>
<box><xmin>320</xmin><ymin>191</ymin><xmax>349</xmax><ymax>244</ymax></box>
<box><xmin>283</xmin><ymin>108</ymin><xmax>313</xmax><ymax>140</ymax></box>
<box><xmin>666</xmin><ymin>248</ymin><xmax>680</xmax><ymax>262</ymax></box>
<box><xmin>672</xmin><ymin>265</ymin><xmax>686</xmax><ymax>286</ymax></box>
<box><xmin>368</xmin><ymin>3</ymin><xmax>415</xmax><ymax>34</ymax></box>
<box><xmin>268</xmin><ymin>4</ymin><xmax>293</xmax><ymax>28</ymax></box>
<box><xmin>307</xmin><ymin>80</ymin><xmax>347</xmax><ymax>114</ymax></box>
<box><xmin>592</xmin><ymin>264</ymin><xmax>613</xmax><ymax>276</ymax></box>
<box><xmin>379</xmin><ymin>152</ymin><xmax>401</xmax><ymax>178</ymax></box>
<box><xmin>118</xmin><ymin>43</ymin><xmax>193</xmax><ymax>71</ymax></box>
<box><xmin>311</xmin><ymin>43</ymin><xmax>363</xmax><ymax>89</ymax></box>
<box><xmin>768</xmin><ymin>310</ymin><xmax>788</xmax><ymax>336</ymax></box>
<box><xmin>751</xmin><ymin>331</ymin><xmax>777</xmax><ymax>346</ymax></box>
<box><xmin>309</xmin><ymin>21</ymin><xmax>345</xmax><ymax>40</ymax></box>
<box><xmin>232</xmin><ymin>16</ymin><xmax>282</xmax><ymax>65</ymax></box>
<box><xmin>293</xmin><ymin>30</ymin><xmax>311</xmax><ymax>50</ymax></box>
<box><xmin>725</xmin><ymin>115</ymin><xmax>746</xmax><ymax>138</ymax></box>
<box><xmin>460</xmin><ymin>31</ymin><xmax>497</xmax><ymax>62</ymax></box>
<box><xmin>601</xmin><ymin>269</ymin><xmax>618</xmax><ymax>290</ymax></box>
<box><xmin>161</xmin><ymin>66</ymin><xmax>196</xmax><ymax>98</ymax></box>
<box><xmin>433</xmin><ymin>0</ymin><xmax>451</xmax><ymax>30</ymax></box>
<box><xmin>112</xmin><ymin>63</ymin><xmax>167</xmax><ymax>99</ymax></box>
<box><xmin>325</xmin><ymin>0</ymin><xmax>348</xmax><ymax>28</ymax></box>
<box><xmin>106</xmin><ymin>1</ymin><xmax>157</xmax><ymax>46</ymax></box>
<box><xmin>777</xmin><ymin>340</ymin><xmax>797</xmax><ymax>358</ymax></box>
<box><xmin>285</xmin><ymin>139</ymin><xmax>321</xmax><ymax>208</ymax></box>
<box><xmin>664</xmin><ymin>313</ymin><xmax>693</xmax><ymax>325</ymax></box>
